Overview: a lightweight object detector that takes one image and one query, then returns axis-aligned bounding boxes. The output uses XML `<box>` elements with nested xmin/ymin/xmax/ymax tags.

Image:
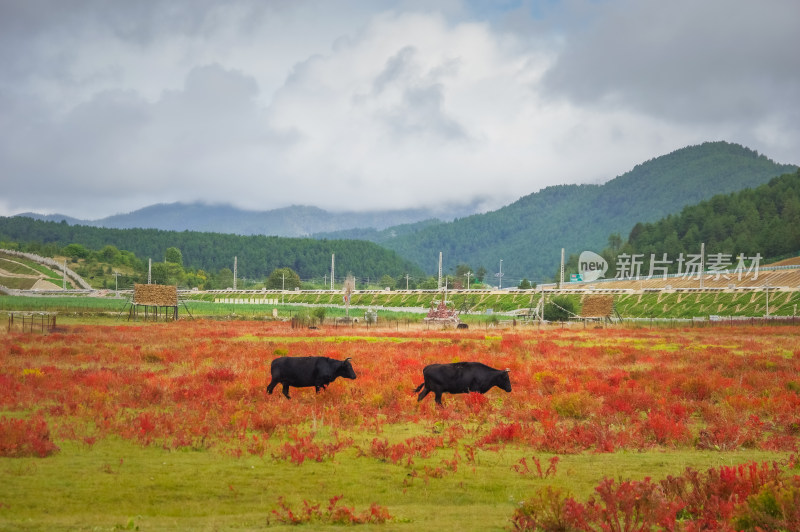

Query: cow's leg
<box><xmin>267</xmin><ymin>378</ymin><xmax>278</xmax><ymax>395</ymax></box>
<box><xmin>417</xmin><ymin>385</ymin><xmax>430</xmax><ymax>402</ymax></box>
<box><xmin>434</xmin><ymin>392</ymin><xmax>444</xmax><ymax>406</ymax></box>
<box><xmin>281</xmin><ymin>383</ymin><xmax>291</xmax><ymax>399</ymax></box>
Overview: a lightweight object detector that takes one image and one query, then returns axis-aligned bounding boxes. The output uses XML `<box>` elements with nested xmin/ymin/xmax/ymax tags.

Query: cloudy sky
<box><xmin>1</xmin><ymin>0</ymin><xmax>798</xmax><ymax>220</ymax></box>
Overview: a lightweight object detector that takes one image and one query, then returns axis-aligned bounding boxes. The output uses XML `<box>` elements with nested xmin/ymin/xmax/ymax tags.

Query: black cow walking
<box><xmin>267</xmin><ymin>356</ymin><xmax>356</xmax><ymax>399</ymax></box>
<box><xmin>414</xmin><ymin>362</ymin><xmax>511</xmax><ymax>405</ymax></box>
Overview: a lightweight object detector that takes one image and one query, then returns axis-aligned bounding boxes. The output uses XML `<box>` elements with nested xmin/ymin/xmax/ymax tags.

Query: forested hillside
<box><xmin>0</xmin><ymin>217</ymin><xmax>424</xmax><ymax>283</ymax></box>
<box><xmin>617</xmin><ymin>169</ymin><xmax>800</xmax><ymax>271</ymax></box>
<box><xmin>355</xmin><ymin>142</ymin><xmax>796</xmax><ymax>282</ymax></box>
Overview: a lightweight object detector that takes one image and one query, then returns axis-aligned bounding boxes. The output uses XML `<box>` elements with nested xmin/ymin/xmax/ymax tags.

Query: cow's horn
<box><xmin>504</xmin><ymin>368</ymin><xmax>510</xmax><ymax>372</ymax></box>
<box><xmin>345</xmin><ymin>357</ymin><xmax>352</xmax><ymax>361</ymax></box>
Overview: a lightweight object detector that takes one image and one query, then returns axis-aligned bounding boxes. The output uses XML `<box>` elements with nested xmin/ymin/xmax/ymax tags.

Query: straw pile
<box><xmin>134</xmin><ymin>284</ymin><xmax>178</xmax><ymax>306</ymax></box>
<box><xmin>580</xmin><ymin>295</ymin><xmax>614</xmax><ymax>318</ymax></box>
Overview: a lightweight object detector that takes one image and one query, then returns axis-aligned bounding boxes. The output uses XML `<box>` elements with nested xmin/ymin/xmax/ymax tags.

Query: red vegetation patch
<box><xmin>1</xmin><ymin>322</ymin><xmax>799</xmax><ymax>457</ymax></box>
<box><xmin>511</xmin><ymin>458</ymin><xmax>800</xmax><ymax>531</ymax></box>
<box><xmin>0</xmin><ymin>415</ymin><xmax>59</xmax><ymax>457</ymax></box>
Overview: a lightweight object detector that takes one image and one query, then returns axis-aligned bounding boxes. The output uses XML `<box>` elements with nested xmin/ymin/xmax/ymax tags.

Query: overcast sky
<box><xmin>1</xmin><ymin>0</ymin><xmax>798</xmax><ymax>220</ymax></box>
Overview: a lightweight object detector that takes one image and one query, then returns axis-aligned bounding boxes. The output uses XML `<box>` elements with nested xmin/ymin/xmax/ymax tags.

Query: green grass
<box><xmin>0</xmin><ymin>253</ymin><xmax>64</xmax><ymax>283</ymax></box>
<box><xmin>2</xmin><ymin>289</ymin><xmax>799</xmax><ymax>323</ymax></box>
<box><xmin>0</xmin><ymin>295</ymin><xmax>128</xmax><ymax>314</ymax></box>
<box><xmin>0</xmin><ymin>434</ymin><xmax>787</xmax><ymax>531</ymax></box>
<box><xmin>0</xmin><ymin>257</ymin><xmax>40</xmax><ymax>276</ymax></box>
<box><xmin>610</xmin><ymin>291</ymin><xmax>800</xmax><ymax>319</ymax></box>
<box><xmin>0</xmin><ymin>278</ymin><xmax>38</xmax><ymax>290</ymax></box>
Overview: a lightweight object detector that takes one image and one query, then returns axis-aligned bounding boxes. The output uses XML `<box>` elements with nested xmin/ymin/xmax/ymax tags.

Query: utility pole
<box><xmin>148</xmin><ymin>258</ymin><xmax>152</xmax><ymax>284</ymax></box>
<box><xmin>465</xmin><ymin>271</ymin><xmax>471</xmax><ymax>290</ymax></box>
<box><xmin>699</xmin><ymin>243</ymin><xmax>705</xmax><ymax>289</ymax></box>
<box><xmin>281</xmin><ymin>272</ymin><xmax>285</xmax><ymax>305</ymax></box>
<box><xmin>233</xmin><ymin>256</ymin><xmax>237</xmax><ymax>291</ymax></box>
<box><xmin>438</xmin><ymin>252</ymin><xmax>443</xmax><ymax>290</ymax></box>
<box><xmin>405</xmin><ymin>274</ymin><xmax>410</xmax><ymax>290</ymax></box>
<box><xmin>63</xmin><ymin>259</ymin><xmax>67</xmax><ymax>290</ymax></box>
<box><xmin>331</xmin><ymin>254</ymin><xmax>335</xmax><ymax>290</ymax></box>
<box><xmin>496</xmin><ymin>259</ymin><xmax>504</xmax><ymax>289</ymax></box>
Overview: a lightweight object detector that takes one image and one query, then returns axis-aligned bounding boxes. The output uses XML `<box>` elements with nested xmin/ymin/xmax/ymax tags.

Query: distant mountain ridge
<box><xmin>16</xmin><ymin>203</ymin><xmax>478</xmax><ymax>237</ymax></box>
<box><xmin>345</xmin><ymin>141</ymin><xmax>797</xmax><ymax>281</ymax></box>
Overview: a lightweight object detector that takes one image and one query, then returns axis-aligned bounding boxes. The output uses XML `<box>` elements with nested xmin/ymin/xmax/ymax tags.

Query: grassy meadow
<box><xmin>1</xmin><ymin>320</ymin><xmax>799</xmax><ymax>530</ymax></box>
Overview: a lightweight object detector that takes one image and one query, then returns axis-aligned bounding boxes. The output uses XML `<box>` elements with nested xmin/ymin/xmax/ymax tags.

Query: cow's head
<box><xmin>338</xmin><ymin>357</ymin><xmax>357</xmax><ymax>380</ymax></box>
<box><xmin>496</xmin><ymin>369</ymin><xmax>512</xmax><ymax>393</ymax></box>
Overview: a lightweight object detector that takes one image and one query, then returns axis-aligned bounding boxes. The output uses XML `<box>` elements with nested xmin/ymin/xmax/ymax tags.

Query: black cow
<box><xmin>267</xmin><ymin>356</ymin><xmax>356</xmax><ymax>399</ymax></box>
<box><xmin>414</xmin><ymin>362</ymin><xmax>511</xmax><ymax>405</ymax></box>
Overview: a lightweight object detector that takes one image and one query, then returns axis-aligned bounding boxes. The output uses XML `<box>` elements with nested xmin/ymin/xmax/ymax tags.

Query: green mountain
<box><xmin>0</xmin><ymin>218</ymin><xmax>424</xmax><ymax>283</ymax></box>
<box><xmin>621</xmin><ymin>169</ymin><xmax>800</xmax><ymax>268</ymax></box>
<box><xmin>356</xmin><ymin>142</ymin><xmax>796</xmax><ymax>283</ymax></box>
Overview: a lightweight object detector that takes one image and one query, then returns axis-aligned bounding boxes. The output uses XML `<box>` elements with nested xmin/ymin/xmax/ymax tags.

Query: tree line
<box><xmin>0</xmin><ymin>217</ymin><xmax>535</xmax><ymax>290</ymax></box>
<box><xmin>561</xmin><ymin>169</ymin><xmax>800</xmax><ymax>279</ymax></box>
<box><xmin>0</xmin><ymin>217</ymin><xmax>428</xmax><ymax>290</ymax></box>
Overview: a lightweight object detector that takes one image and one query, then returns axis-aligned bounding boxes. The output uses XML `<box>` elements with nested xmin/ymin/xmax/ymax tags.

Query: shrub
<box><xmin>312</xmin><ymin>307</ymin><xmax>326</xmax><ymax>325</ymax></box>
<box><xmin>512</xmin><ymin>460</ymin><xmax>795</xmax><ymax>531</ymax></box>
<box><xmin>0</xmin><ymin>416</ymin><xmax>60</xmax><ymax>458</ymax></box>
<box><xmin>733</xmin><ymin>478</ymin><xmax>800</xmax><ymax>531</ymax></box>
<box><xmin>551</xmin><ymin>391</ymin><xmax>597</xmax><ymax>419</ymax></box>
<box><xmin>476</xmin><ymin>422</ymin><xmax>523</xmax><ymax>447</ymax></box>
<box><xmin>510</xmin><ymin>486</ymin><xmax>579</xmax><ymax>531</ymax></box>
<box><xmin>544</xmin><ymin>296</ymin><xmax>576</xmax><ymax>321</ymax></box>
<box><xmin>271</xmin><ymin>495</ymin><xmax>391</xmax><ymax>525</ymax></box>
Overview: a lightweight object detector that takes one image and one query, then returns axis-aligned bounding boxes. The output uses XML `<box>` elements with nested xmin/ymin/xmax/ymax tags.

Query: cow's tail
<box><xmin>413</xmin><ymin>382</ymin><xmax>425</xmax><ymax>393</ymax></box>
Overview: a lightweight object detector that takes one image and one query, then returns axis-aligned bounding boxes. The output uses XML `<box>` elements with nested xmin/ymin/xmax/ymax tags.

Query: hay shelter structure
<box><xmin>126</xmin><ymin>284</ymin><xmax>183</xmax><ymax>321</ymax></box>
<box><xmin>578</xmin><ymin>294</ymin><xmax>618</xmax><ymax>323</ymax></box>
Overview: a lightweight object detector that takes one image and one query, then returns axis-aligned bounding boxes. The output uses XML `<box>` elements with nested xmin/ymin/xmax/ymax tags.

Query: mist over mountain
<box><xmin>16</xmin><ymin>202</ymin><xmax>481</xmax><ymax>237</ymax></box>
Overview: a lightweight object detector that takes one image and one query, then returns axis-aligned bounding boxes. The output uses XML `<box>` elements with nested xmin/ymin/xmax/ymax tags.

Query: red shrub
<box><xmin>476</xmin><ymin>422</ymin><xmax>523</xmax><ymax>447</ymax></box>
<box><xmin>512</xmin><ymin>460</ymin><xmax>795</xmax><ymax>531</ymax></box>
<box><xmin>464</xmin><ymin>392</ymin><xmax>488</xmax><ymax>412</ymax></box>
<box><xmin>271</xmin><ymin>495</ymin><xmax>391</xmax><ymax>525</ymax></box>
<box><xmin>0</xmin><ymin>415</ymin><xmax>60</xmax><ymax>457</ymax></box>
<box><xmin>274</xmin><ymin>432</ymin><xmax>353</xmax><ymax>465</ymax></box>
<box><xmin>584</xmin><ymin>477</ymin><xmax>681</xmax><ymax>531</ymax></box>
<box><xmin>644</xmin><ymin>410</ymin><xmax>692</xmax><ymax>445</ymax></box>
<box><xmin>510</xmin><ymin>486</ymin><xmax>580</xmax><ymax>531</ymax></box>
<box><xmin>511</xmin><ymin>455</ymin><xmax>559</xmax><ymax>478</ymax></box>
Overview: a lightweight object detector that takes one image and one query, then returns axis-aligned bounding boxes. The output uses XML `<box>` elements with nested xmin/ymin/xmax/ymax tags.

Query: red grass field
<box><xmin>2</xmin><ymin>321</ymin><xmax>799</xmax><ymax>529</ymax></box>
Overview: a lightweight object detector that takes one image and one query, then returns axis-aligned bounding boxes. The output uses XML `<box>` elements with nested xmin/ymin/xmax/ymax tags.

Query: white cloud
<box><xmin>541</xmin><ymin>0</ymin><xmax>800</xmax><ymax>126</ymax></box>
<box><xmin>0</xmin><ymin>0</ymin><xmax>797</xmax><ymax>219</ymax></box>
